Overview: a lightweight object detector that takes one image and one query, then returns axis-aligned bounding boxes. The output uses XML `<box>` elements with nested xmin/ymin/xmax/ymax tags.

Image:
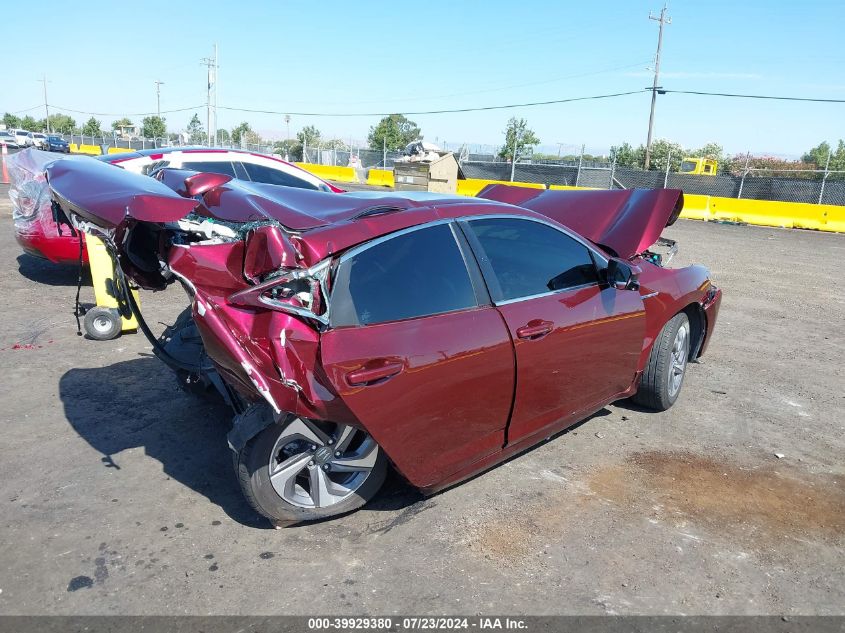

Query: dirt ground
<box><xmin>0</xmin><ymin>181</ymin><xmax>843</xmax><ymax>615</ymax></box>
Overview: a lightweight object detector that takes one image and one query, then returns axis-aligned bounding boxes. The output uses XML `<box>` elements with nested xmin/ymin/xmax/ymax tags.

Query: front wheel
<box><xmin>633</xmin><ymin>312</ymin><xmax>690</xmax><ymax>411</ymax></box>
<box><xmin>235</xmin><ymin>414</ymin><xmax>387</xmax><ymax>524</ymax></box>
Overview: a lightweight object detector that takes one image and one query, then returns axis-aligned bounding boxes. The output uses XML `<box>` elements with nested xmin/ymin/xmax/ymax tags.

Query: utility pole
<box><xmin>201</xmin><ymin>45</ymin><xmax>218</xmax><ymax>146</ymax></box>
<box><xmin>644</xmin><ymin>4</ymin><xmax>670</xmax><ymax>171</ymax></box>
<box><xmin>38</xmin><ymin>74</ymin><xmax>51</xmax><ymax>133</ymax></box>
<box><xmin>155</xmin><ymin>80</ymin><xmax>165</xmax><ymax>119</ymax></box>
<box><xmin>510</xmin><ymin>128</ymin><xmax>521</xmax><ymax>182</ymax></box>
<box><xmin>557</xmin><ymin>142</ymin><xmax>565</xmax><ymax>159</ymax></box>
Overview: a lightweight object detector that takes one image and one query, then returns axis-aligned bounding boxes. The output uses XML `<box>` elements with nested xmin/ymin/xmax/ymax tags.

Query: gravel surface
<box><xmin>0</xmin><ymin>182</ymin><xmax>843</xmax><ymax>615</ymax></box>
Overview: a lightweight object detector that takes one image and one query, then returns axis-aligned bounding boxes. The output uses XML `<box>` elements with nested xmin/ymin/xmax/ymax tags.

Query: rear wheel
<box><xmin>235</xmin><ymin>415</ymin><xmax>387</xmax><ymax>524</ymax></box>
<box><xmin>633</xmin><ymin>312</ymin><xmax>690</xmax><ymax>411</ymax></box>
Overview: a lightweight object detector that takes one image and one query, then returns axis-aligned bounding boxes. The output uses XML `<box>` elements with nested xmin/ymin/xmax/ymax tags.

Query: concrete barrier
<box><xmin>366</xmin><ymin>168</ymin><xmax>394</xmax><ymax>188</ymax></box>
<box><xmin>457</xmin><ymin>179</ymin><xmax>545</xmax><ymax>197</ymax></box>
<box><xmin>74</xmin><ymin>144</ymin><xmax>102</xmax><ymax>156</ymax></box>
<box><xmin>294</xmin><ymin>163</ymin><xmax>360</xmax><ymax>184</ymax></box>
<box><xmin>69</xmin><ymin>143</ymin><xmax>79</xmax><ymax>153</ymax></box>
<box><xmin>107</xmin><ymin>147</ymin><xmax>135</xmax><ymax>155</ymax></box>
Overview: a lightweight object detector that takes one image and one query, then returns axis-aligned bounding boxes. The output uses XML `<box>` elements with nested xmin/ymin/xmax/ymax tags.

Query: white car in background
<box><xmin>0</xmin><ymin>131</ymin><xmax>19</xmax><ymax>148</ymax></box>
<box><xmin>95</xmin><ymin>147</ymin><xmax>342</xmax><ymax>192</ymax></box>
<box><xmin>31</xmin><ymin>133</ymin><xmax>48</xmax><ymax>149</ymax></box>
<box><xmin>12</xmin><ymin>130</ymin><xmax>34</xmax><ymax>147</ymax></box>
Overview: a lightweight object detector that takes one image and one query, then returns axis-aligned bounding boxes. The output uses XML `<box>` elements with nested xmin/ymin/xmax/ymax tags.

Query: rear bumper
<box><xmin>698</xmin><ymin>285</ymin><xmax>722</xmax><ymax>356</ymax></box>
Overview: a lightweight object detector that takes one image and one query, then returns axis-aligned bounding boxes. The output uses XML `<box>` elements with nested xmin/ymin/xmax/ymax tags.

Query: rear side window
<box><xmin>467</xmin><ymin>217</ymin><xmax>599</xmax><ymax>302</ymax></box>
<box><xmin>181</xmin><ymin>160</ymin><xmax>237</xmax><ymax>178</ymax></box>
<box><xmin>241</xmin><ymin>161</ymin><xmax>321</xmax><ymax>191</ymax></box>
<box><xmin>330</xmin><ymin>223</ymin><xmax>477</xmax><ymax>327</ymax></box>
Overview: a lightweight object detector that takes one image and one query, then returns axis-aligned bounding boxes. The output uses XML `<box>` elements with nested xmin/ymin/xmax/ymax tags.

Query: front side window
<box><xmin>330</xmin><ymin>223</ymin><xmax>477</xmax><ymax>327</ymax></box>
<box><xmin>466</xmin><ymin>217</ymin><xmax>599</xmax><ymax>302</ymax></box>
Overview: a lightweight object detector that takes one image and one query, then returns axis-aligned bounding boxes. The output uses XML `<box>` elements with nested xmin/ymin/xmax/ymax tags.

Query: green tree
<box><xmin>141</xmin><ymin>116</ymin><xmax>167</xmax><ymax>139</ymax></box>
<box><xmin>81</xmin><ymin>117</ymin><xmax>104</xmax><ymax>136</ymax></box>
<box><xmin>111</xmin><ymin>117</ymin><xmax>133</xmax><ymax>132</ymax></box>
<box><xmin>646</xmin><ymin>139</ymin><xmax>685</xmax><ymax>171</ymax></box>
<box><xmin>186</xmin><ymin>113</ymin><xmax>206</xmax><ymax>144</ymax></box>
<box><xmin>37</xmin><ymin>114</ymin><xmax>76</xmax><ymax>134</ymax></box>
<box><xmin>3</xmin><ymin>113</ymin><xmax>21</xmax><ymax>129</ymax></box>
<box><xmin>609</xmin><ymin>142</ymin><xmax>642</xmax><ymax>167</ymax></box>
<box><xmin>297</xmin><ymin>125</ymin><xmax>322</xmax><ymax>148</ymax></box>
<box><xmin>498</xmin><ymin>117</ymin><xmax>540</xmax><ymax>161</ymax></box>
<box><xmin>273</xmin><ymin>139</ymin><xmax>300</xmax><ymax>160</ymax></box>
<box><xmin>217</xmin><ymin>128</ymin><xmax>230</xmax><ymax>143</ymax></box>
<box><xmin>802</xmin><ymin>140</ymin><xmax>845</xmax><ymax>172</ymax></box>
<box><xmin>231</xmin><ymin>122</ymin><xmax>252</xmax><ymax>146</ymax></box>
<box><xmin>367</xmin><ymin>114</ymin><xmax>420</xmax><ymax>152</ymax></box>
<box><xmin>20</xmin><ymin>116</ymin><xmax>40</xmax><ymax>131</ymax></box>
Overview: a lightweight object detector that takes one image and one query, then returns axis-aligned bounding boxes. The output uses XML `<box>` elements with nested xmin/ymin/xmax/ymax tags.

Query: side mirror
<box><xmin>606</xmin><ymin>258</ymin><xmax>640</xmax><ymax>291</ymax></box>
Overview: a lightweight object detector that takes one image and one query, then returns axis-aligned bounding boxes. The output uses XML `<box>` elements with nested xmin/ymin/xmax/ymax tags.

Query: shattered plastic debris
<box><xmin>774</xmin><ymin>453</ymin><xmax>785</xmax><ymax>459</ymax></box>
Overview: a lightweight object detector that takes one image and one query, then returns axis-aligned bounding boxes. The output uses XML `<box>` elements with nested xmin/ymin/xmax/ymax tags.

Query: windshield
<box><xmin>47</xmin><ymin>135</ymin><xmax>63</xmax><ymax>140</ymax></box>
<box><xmin>680</xmin><ymin>160</ymin><xmax>696</xmax><ymax>172</ymax></box>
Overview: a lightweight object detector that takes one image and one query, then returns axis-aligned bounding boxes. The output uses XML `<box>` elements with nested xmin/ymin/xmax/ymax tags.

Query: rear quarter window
<box><xmin>330</xmin><ymin>223</ymin><xmax>478</xmax><ymax>327</ymax></box>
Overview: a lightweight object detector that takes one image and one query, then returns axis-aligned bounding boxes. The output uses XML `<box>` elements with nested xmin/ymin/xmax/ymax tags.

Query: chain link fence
<box><xmin>51</xmin><ymin>132</ymin><xmax>845</xmax><ymax>205</ymax></box>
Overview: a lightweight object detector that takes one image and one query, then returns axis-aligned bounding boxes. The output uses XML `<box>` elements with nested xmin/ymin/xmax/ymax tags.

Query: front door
<box><xmin>461</xmin><ymin>216</ymin><xmax>645</xmax><ymax>444</ymax></box>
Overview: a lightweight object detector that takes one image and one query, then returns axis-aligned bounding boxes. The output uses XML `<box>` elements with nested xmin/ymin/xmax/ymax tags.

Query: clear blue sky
<box><xmin>3</xmin><ymin>0</ymin><xmax>844</xmax><ymax>157</ymax></box>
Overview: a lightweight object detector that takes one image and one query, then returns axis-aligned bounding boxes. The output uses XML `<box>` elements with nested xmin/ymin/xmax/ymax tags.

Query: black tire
<box><xmin>633</xmin><ymin>312</ymin><xmax>690</xmax><ymax>411</ymax></box>
<box><xmin>83</xmin><ymin>306</ymin><xmax>122</xmax><ymax>341</ymax></box>
<box><xmin>235</xmin><ymin>414</ymin><xmax>388</xmax><ymax>525</ymax></box>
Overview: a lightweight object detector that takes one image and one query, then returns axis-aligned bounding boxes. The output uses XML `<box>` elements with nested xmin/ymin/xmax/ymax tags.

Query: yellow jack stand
<box><xmin>82</xmin><ymin>235</ymin><xmax>140</xmax><ymax>340</ymax></box>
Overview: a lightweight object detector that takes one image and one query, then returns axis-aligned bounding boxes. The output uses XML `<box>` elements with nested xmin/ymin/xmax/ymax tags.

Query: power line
<box><xmin>661</xmin><ymin>89</ymin><xmax>845</xmax><ymax>103</ymax></box>
<box><xmin>218</xmin><ymin>90</ymin><xmax>647</xmax><ymax>118</ymax></box>
<box><xmin>47</xmin><ymin>104</ymin><xmax>205</xmax><ymax>117</ymax></box>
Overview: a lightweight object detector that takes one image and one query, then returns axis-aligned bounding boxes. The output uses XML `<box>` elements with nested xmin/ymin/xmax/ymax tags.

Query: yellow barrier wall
<box><xmin>107</xmin><ymin>147</ymin><xmax>135</xmax><ymax>155</ymax></box>
<box><xmin>294</xmin><ymin>162</ymin><xmax>360</xmax><ymax>184</ymax></box>
<box><xmin>366</xmin><ymin>169</ymin><xmax>395</xmax><ymax>188</ymax></box>
<box><xmin>75</xmin><ymin>144</ymin><xmax>102</xmax><ymax>156</ymax></box>
<box><xmin>457</xmin><ymin>179</ymin><xmax>546</xmax><ymax>197</ymax></box>
<box><xmin>69</xmin><ymin>143</ymin><xmax>80</xmax><ymax>153</ymax></box>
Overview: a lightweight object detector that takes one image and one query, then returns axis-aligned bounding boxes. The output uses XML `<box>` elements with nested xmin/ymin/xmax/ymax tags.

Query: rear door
<box><xmin>319</xmin><ymin>221</ymin><xmax>515</xmax><ymax>489</ymax></box>
<box><xmin>461</xmin><ymin>216</ymin><xmax>646</xmax><ymax>444</ymax></box>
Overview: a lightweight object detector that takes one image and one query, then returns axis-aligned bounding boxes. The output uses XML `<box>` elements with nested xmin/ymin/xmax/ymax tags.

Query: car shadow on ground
<box><xmin>60</xmin><ymin>355</ymin><xmax>615</xmax><ymax>530</ymax></box>
<box><xmin>60</xmin><ymin>355</ymin><xmax>269</xmax><ymax>529</ymax></box>
<box><xmin>17</xmin><ymin>254</ymin><xmax>90</xmax><ymax>287</ymax></box>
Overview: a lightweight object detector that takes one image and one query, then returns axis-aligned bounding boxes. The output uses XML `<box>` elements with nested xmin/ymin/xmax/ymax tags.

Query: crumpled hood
<box><xmin>46</xmin><ymin>156</ymin><xmax>198</xmax><ymax>228</ymax></box>
<box><xmin>477</xmin><ymin>185</ymin><xmax>684</xmax><ymax>259</ymax></box>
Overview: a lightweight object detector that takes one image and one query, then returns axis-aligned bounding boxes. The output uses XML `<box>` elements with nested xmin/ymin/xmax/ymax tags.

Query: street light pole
<box><xmin>38</xmin><ymin>74</ymin><xmax>51</xmax><ymax>133</ymax></box>
<box><xmin>155</xmin><ymin>80</ymin><xmax>165</xmax><ymax>119</ymax></box>
<box><xmin>644</xmin><ymin>4</ymin><xmax>670</xmax><ymax>171</ymax></box>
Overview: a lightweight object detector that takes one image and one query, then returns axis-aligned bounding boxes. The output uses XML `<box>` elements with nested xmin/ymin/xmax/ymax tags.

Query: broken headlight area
<box><xmin>641</xmin><ymin>237</ymin><xmax>678</xmax><ymax>267</ymax></box>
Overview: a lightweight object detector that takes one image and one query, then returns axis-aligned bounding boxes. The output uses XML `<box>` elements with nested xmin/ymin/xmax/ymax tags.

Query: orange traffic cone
<box><xmin>1</xmin><ymin>143</ymin><xmax>8</xmax><ymax>184</ymax></box>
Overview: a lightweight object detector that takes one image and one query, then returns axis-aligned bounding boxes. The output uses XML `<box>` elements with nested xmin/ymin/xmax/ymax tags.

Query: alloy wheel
<box><xmin>267</xmin><ymin>418</ymin><xmax>379</xmax><ymax>509</ymax></box>
<box><xmin>668</xmin><ymin>322</ymin><xmax>689</xmax><ymax>397</ymax></box>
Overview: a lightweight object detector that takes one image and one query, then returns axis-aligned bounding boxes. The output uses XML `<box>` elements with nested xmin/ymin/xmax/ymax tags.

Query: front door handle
<box><xmin>516</xmin><ymin>320</ymin><xmax>554</xmax><ymax>340</ymax></box>
<box><xmin>346</xmin><ymin>361</ymin><xmax>404</xmax><ymax>386</ymax></box>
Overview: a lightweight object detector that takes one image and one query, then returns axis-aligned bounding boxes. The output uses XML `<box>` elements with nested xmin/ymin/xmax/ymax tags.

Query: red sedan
<box><xmin>11</xmin><ymin>147</ymin><xmax>340</xmax><ymax>264</ymax></box>
<box><xmin>46</xmin><ymin>158</ymin><xmax>722</xmax><ymax>525</ymax></box>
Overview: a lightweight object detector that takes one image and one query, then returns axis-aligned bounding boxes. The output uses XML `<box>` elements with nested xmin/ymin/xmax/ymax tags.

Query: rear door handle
<box><xmin>516</xmin><ymin>320</ymin><xmax>554</xmax><ymax>340</ymax></box>
<box><xmin>346</xmin><ymin>361</ymin><xmax>404</xmax><ymax>386</ymax></box>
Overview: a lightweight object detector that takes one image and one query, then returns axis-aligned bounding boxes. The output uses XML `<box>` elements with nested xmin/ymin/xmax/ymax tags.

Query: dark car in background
<box><xmin>44</xmin><ymin>135</ymin><xmax>70</xmax><ymax>153</ymax></box>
